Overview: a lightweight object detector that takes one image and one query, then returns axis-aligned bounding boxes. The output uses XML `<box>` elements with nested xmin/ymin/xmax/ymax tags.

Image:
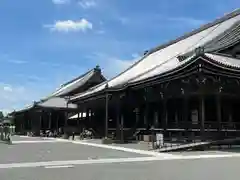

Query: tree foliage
<box><xmin>0</xmin><ymin>111</ymin><xmax>4</xmax><ymax>120</ymax></box>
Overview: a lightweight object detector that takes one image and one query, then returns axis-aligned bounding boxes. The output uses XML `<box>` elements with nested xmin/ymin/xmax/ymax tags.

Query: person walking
<box><xmin>72</xmin><ymin>131</ymin><xmax>75</xmax><ymax>140</ymax></box>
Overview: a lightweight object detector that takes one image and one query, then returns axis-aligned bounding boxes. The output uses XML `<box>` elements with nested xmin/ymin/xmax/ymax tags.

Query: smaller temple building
<box><xmin>11</xmin><ymin>66</ymin><xmax>106</xmax><ymax>136</ymax></box>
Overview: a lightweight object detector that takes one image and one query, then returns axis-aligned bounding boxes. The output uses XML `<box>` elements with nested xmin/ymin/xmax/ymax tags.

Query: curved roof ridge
<box><xmin>70</xmin><ymin>9</ymin><xmax>240</xmax><ymax>101</ymax></box>
<box><xmin>126</xmin><ymin>19</ymin><xmax>223</xmax><ymax>84</ymax></box>
<box><xmin>100</xmin><ymin>8</ymin><xmax>240</xmax><ymax>87</ymax></box>
<box><xmin>61</xmin><ymin>68</ymin><xmax>94</xmax><ymax>87</ymax></box>
<box><xmin>204</xmin><ymin>52</ymin><xmax>240</xmax><ymax>68</ymax></box>
<box><xmin>148</xmin><ymin>9</ymin><xmax>240</xmax><ymax>55</ymax></box>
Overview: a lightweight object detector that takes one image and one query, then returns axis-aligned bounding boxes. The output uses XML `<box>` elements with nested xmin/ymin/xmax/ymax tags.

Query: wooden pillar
<box><xmin>174</xmin><ymin>109</ymin><xmax>178</xmax><ymax>128</ymax></box>
<box><xmin>199</xmin><ymin>96</ymin><xmax>205</xmax><ymax>139</ymax></box>
<box><xmin>105</xmin><ymin>93</ymin><xmax>109</xmax><ymax>137</ymax></box>
<box><xmin>48</xmin><ymin>112</ymin><xmax>52</xmax><ymax>130</ymax></box>
<box><xmin>135</xmin><ymin>108</ymin><xmax>140</xmax><ymax>126</ymax></box>
<box><xmin>80</xmin><ymin>112</ymin><xmax>82</xmax><ymax>120</ymax></box>
<box><xmin>39</xmin><ymin>112</ymin><xmax>42</xmax><ymax>131</ymax></box>
<box><xmin>120</xmin><ymin>114</ymin><xmax>124</xmax><ymax>143</ymax></box>
<box><xmin>64</xmin><ymin>111</ymin><xmax>68</xmax><ymax>134</ymax></box>
<box><xmin>165</xmin><ymin>101</ymin><xmax>168</xmax><ymax>130</ymax></box>
<box><xmin>65</xmin><ymin>112</ymin><xmax>68</xmax><ymax>127</ymax></box>
<box><xmin>116</xmin><ymin>102</ymin><xmax>120</xmax><ymax>140</ymax></box>
<box><xmin>77</xmin><ymin>112</ymin><xmax>80</xmax><ymax>125</ymax></box>
<box><xmin>86</xmin><ymin>109</ymin><xmax>90</xmax><ymax>121</ymax></box>
<box><xmin>162</xmin><ymin>99</ymin><xmax>168</xmax><ymax>131</ymax></box>
<box><xmin>154</xmin><ymin>109</ymin><xmax>159</xmax><ymax>128</ymax></box>
<box><xmin>36</xmin><ymin>111</ymin><xmax>42</xmax><ymax>136</ymax></box>
<box><xmin>144</xmin><ymin>103</ymin><xmax>148</xmax><ymax>127</ymax></box>
<box><xmin>56</xmin><ymin>113</ymin><xmax>59</xmax><ymax>130</ymax></box>
<box><xmin>80</xmin><ymin>112</ymin><xmax>83</xmax><ymax>132</ymax></box>
<box><xmin>183</xmin><ymin>97</ymin><xmax>189</xmax><ymax>130</ymax></box>
<box><xmin>228</xmin><ymin>101</ymin><xmax>233</xmax><ymax>130</ymax></box>
<box><xmin>29</xmin><ymin>113</ymin><xmax>32</xmax><ymax>131</ymax></box>
<box><xmin>216</xmin><ymin>95</ymin><xmax>222</xmax><ymax>131</ymax></box>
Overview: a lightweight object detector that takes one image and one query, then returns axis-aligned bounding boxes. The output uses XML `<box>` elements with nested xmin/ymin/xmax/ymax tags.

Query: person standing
<box><xmin>72</xmin><ymin>131</ymin><xmax>75</xmax><ymax>140</ymax></box>
<box><xmin>0</xmin><ymin>125</ymin><xmax>3</xmax><ymax>140</ymax></box>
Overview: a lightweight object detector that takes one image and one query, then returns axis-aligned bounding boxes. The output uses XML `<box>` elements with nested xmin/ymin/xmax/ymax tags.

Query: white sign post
<box><xmin>156</xmin><ymin>133</ymin><xmax>164</xmax><ymax>147</ymax></box>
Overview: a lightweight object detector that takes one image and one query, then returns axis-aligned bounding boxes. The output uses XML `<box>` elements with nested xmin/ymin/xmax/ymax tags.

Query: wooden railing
<box><xmin>166</xmin><ymin>121</ymin><xmax>240</xmax><ymax>130</ymax></box>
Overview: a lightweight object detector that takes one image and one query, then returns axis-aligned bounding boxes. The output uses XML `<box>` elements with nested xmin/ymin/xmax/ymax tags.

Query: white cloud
<box><xmin>7</xmin><ymin>59</ymin><xmax>27</xmax><ymax>64</ymax></box>
<box><xmin>131</xmin><ymin>53</ymin><xmax>140</xmax><ymax>59</ymax></box>
<box><xmin>78</xmin><ymin>0</ymin><xmax>96</xmax><ymax>9</ymax></box>
<box><xmin>3</xmin><ymin>85</ymin><xmax>13</xmax><ymax>92</ymax></box>
<box><xmin>105</xmin><ymin>57</ymin><xmax>137</xmax><ymax>79</ymax></box>
<box><xmin>44</xmin><ymin>19</ymin><xmax>93</xmax><ymax>32</ymax></box>
<box><xmin>0</xmin><ymin>83</ymin><xmax>52</xmax><ymax>115</ymax></box>
<box><xmin>52</xmin><ymin>0</ymin><xmax>70</xmax><ymax>5</ymax></box>
<box><xmin>95</xmin><ymin>30</ymin><xmax>105</xmax><ymax>34</ymax></box>
<box><xmin>118</xmin><ymin>17</ymin><xmax>129</xmax><ymax>25</ymax></box>
<box><xmin>167</xmin><ymin>17</ymin><xmax>206</xmax><ymax>27</ymax></box>
<box><xmin>111</xmin><ymin>58</ymin><xmax>135</xmax><ymax>71</ymax></box>
<box><xmin>0</xmin><ymin>84</ymin><xmax>27</xmax><ymax>114</ymax></box>
<box><xmin>86</xmin><ymin>53</ymin><xmax>139</xmax><ymax>78</ymax></box>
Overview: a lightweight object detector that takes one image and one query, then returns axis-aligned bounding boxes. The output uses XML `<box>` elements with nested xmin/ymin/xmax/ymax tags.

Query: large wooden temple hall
<box><xmin>69</xmin><ymin>9</ymin><xmax>240</xmax><ymax>142</ymax></box>
<box><xmin>13</xmin><ymin>9</ymin><xmax>240</xmax><ymax>143</ymax></box>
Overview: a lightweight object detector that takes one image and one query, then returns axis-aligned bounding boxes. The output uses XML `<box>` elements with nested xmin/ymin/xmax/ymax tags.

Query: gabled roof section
<box><xmin>130</xmin><ymin>53</ymin><xmax>240</xmax><ymax>85</ymax></box>
<box><xmin>147</xmin><ymin>9</ymin><xmax>240</xmax><ymax>55</ymax></box>
<box><xmin>35</xmin><ymin>66</ymin><xmax>106</xmax><ymax>109</ymax></box>
<box><xmin>71</xmin><ymin>9</ymin><xmax>240</xmax><ymax>101</ymax></box>
<box><xmin>13</xmin><ymin>66</ymin><xmax>106</xmax><ymax>113</ymax></box>
<box><xmin>178</xmin><ymin>20</ymin><xmax>240</xmax><ymax>61</ymax></box>
<box><xmin>11</xmin><ymin>103</ymin><xmax>36</xmax><ymax>114</ymax></box>
<box><xmin>51</xmin><ymin>66</ymin><xmax>106</xmax><ymax>97</ymax></box>
<box><xmin>37</xmin><ymin>97</ymin><xmax>77</xmax><ymax>109</ymax></box>
<box><xmin>204</xmin><ymin>53</ymin><xmax>240</xmax><ymax>68</ymax></box>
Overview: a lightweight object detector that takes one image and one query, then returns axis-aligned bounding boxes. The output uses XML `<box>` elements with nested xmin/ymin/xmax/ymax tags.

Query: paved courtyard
<box><xmin>0</xmin><ymin>136</ymin><xmax>240</xmax><ymax>180</ymax></box>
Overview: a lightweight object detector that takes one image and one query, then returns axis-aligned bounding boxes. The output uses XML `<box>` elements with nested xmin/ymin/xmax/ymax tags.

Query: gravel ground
<box><xmin>0</xmin><ymin>140</ymin><xmax>146</xmax><ymax>164</ymax></box>
<box><xmin>0</xmin><ymin>157</ymin><xmax>240</xmax><ymax>180</ymax></box>
<box><xmin>1</xmin><ymin>136</ymin><xmax>240</xmax><ymax>180</ymax></box>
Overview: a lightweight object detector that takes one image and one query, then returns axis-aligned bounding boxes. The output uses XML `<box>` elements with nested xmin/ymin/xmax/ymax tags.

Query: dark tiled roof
<box><xmin>178</xmin><ymin>20</ymin><xmax>240</xmax><ymax>60</ymax></box>
<box><xmin>51</xmin><ymin>68</ymin><xmax>95</xmax><ymax>97</ymax></box>
<box><xmin>205</xmin><ymin>53</ymin><xmax>240</xmax><ymax>68</ymax></box>
<box><xmin>14</xmin><ymin>66</ymin><xmax>105</xmax><ymax>113</ymax></box>
<box><xmin>71</xmin><ymin>9</ymin><xmax>240</xmax><ymax>101</ymax></box>
<box><xmin>37</xmin><ymin>97</ymin><xmax>77</xmax><ymax>109</ymax></box>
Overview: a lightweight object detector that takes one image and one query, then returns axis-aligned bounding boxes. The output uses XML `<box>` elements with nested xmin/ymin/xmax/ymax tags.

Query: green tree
<box><xmin>0</xmin><ymin>111</ymin><xmax>4</xmax><ymax>121</ymax></box>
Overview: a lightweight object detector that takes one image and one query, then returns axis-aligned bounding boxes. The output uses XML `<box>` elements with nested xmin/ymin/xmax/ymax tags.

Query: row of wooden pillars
<box><xmin>103</xmin><ymin>93</ymin><xmax>224</xmax><ymax>140</ymax></box>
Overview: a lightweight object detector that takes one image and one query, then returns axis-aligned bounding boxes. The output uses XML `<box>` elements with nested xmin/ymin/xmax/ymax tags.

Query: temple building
<box><xmin>70</xmin><ymin>9</ymin><xmax>240</xmax><ymax>142</ymax></box>
<box><xmin>12</xmin><ymin>66</ymin><xmax>106</xmax><ymax>135</ymax></box>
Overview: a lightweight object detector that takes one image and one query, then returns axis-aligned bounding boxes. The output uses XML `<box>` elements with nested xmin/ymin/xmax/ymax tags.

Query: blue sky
<box><xmin>0</xmin><ymin>0</ymin><xmax>239</xmax><ymax>114</ymax></box>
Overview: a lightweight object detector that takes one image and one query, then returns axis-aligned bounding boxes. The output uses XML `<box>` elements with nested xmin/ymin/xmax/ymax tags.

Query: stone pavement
<box><xmin>0</xmin><ymin>136</ymin><xmax>240</xmax><ymax>180</ymax></box>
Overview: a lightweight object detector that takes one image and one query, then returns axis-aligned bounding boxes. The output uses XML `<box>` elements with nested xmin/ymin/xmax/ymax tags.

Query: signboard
<box><xmin>156</xmin><ymin>133</ymin><xmax>164</xmax><ymax>147</ymax></box>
